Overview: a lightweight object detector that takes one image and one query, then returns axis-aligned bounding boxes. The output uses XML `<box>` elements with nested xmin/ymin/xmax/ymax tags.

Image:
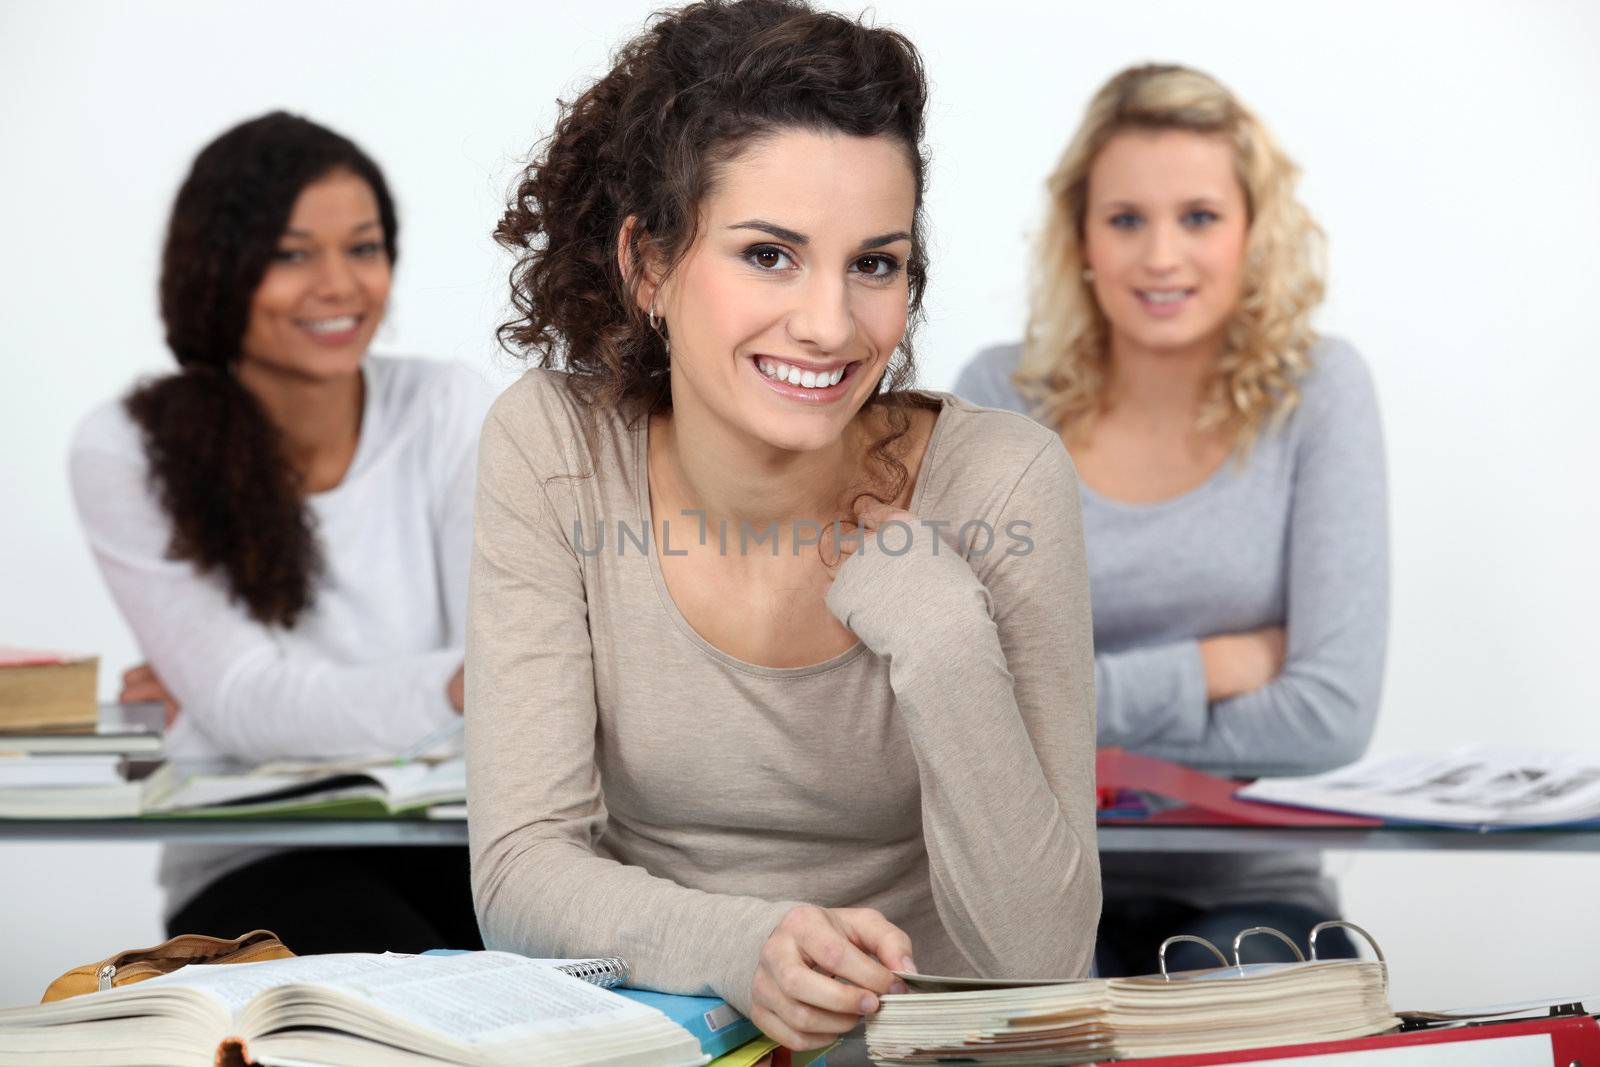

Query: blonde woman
<box><xmin>955</xmin><ymin>64</ymin><xmax>1387</xmax><ymax>975</ymax></box>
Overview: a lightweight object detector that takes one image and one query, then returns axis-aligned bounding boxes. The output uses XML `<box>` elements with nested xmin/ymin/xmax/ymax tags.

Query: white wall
<box><xmin>3</xmin><ymin>0</ymin><xmax>1597</xmax><ymax>1008</ymax></box>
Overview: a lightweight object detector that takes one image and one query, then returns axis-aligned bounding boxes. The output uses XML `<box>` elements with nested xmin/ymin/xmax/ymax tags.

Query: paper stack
<box><xmin>867</xmin><ymin>960</ymin><xmax>1398</xmax><ymax>1066</ymax></box>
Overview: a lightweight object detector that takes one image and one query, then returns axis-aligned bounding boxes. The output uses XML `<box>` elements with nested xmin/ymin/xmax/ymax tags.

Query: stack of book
<box><xmin>867</xmin><ymin>959</ymin><xmax>1398</xmax><ymax>1065</ymax></box>
<box><xmin>0</xmin><ymin>651</ymin><xmax>173</xmax><ymax>818</ymax></box>
<box><xmin>0</xmin><ymin>648</ymin><xmax>98</xmax><ymax>732</ymax></box>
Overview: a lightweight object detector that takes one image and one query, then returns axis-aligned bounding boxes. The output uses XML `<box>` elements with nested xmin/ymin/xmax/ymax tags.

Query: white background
<box><xmin>3</xmin><ymin>0</ymin><xmax>1598</xmax><ymax>1008</ymax></box>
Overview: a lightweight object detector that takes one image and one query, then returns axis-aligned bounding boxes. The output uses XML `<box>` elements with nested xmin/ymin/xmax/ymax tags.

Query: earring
<box><xmin>1081</xmin><ymin>268</ymin><xmax>1095</xmax><ymax>283</ymax></box>
<box><xmin>647</xmin><ymin>296</ymin><xmax>669</xmax><ymax>357</ymax></box>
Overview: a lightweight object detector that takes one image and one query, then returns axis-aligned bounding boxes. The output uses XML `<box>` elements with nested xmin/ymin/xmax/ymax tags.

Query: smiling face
<box><xmin>1082</xmin><ymin>129</ymin><xmax>1249</xmax><ymax>361</ymax></box>
<box><xmin>237</xmin><ymin>168</ymin><xmax>392</xmax><ymax>384</ymax></box>
<box><xmin>648</xmin><ymin>129</ymin><xmax>916</xmax><ymax>455</ymax></box>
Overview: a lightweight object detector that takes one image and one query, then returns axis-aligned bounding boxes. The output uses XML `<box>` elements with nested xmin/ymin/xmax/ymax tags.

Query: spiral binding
<box><xmin>556</xmin><ymin>957</ymin><xmax>631</xmax><ymax>989</ymax></box>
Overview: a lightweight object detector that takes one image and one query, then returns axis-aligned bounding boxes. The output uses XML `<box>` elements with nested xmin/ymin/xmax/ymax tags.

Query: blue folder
<box><xmin>612</xmin><ymin>986</ymin><xmax>761</xmax><ymax>1059</ymax></box>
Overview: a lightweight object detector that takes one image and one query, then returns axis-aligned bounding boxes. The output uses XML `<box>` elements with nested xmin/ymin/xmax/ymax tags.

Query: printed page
<box><xmin>363</xmin><ymin>758</ymin><xmax>465</xmax><ymax>807</ymax></box>
<box><xmin>106</xmin><ymin>951</ymin><xmax>649</xmax><ymax>1035</ymax></box>
<box><xmin>130</xmin><ymin>953</ymin><xmax>408</xmax><ymax>1015</ymax></box>
<box><xmin>150</xmin><ymin>756</ymin><xmax>465</xmax><ymax>812</ymax></box>
<box><xmin>1240</xmin><ymin>747</ymin><xmax>1600</xmax><ymax>826</ymax></box>
<box><xmin>295</xmin><ymin>951</ymin><xmax>656</xmax><ymax>1045</ymax></box>
<box><xmin>147</xmin><ymin>759</ymin><xmax>347</xmax><ymax>810</ymax></box>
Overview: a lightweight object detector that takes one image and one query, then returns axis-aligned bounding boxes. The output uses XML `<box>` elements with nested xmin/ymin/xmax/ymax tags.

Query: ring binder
<box><xmin>1232</xmin><ymin>927</ymin><xmax>1305</xmax><ymax>967</ymax></box>
<box><xmin>1311</xmin><ymin>920</ymin><xmax>1384</xmax><ymax>963</ymax></box>
<box><xmin>1158</xmin><ymin>935</ymin><xmax>1228</xmax><ymax>978</ymax></box>
<box><xmin>871</xmin><ymin>924</ymin><xmax>1401</xmax><ymax>1064</ymax></box>
<box><xmin>1155</xmin><ymin>920</ymin><xmax>1391</xmax><ymax>980</ymax></box>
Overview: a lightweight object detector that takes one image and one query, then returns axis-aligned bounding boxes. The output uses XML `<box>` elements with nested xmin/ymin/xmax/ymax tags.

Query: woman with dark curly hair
<box><xmin>69</xmin><ymin>112</ymin><xmax>491</xmax><ymax>952</ymax></box>
<box><xmin>468</xmin><ymin>0</ymin><xmax>1098</xmax><ymax>1049</ymax></box>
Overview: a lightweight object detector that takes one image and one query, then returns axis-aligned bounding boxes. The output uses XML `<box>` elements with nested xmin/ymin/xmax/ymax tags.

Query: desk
<box><xmin>2</xmin><ymin>819</ymin><xmax>1598</xmax><ymax>851</ymax></box>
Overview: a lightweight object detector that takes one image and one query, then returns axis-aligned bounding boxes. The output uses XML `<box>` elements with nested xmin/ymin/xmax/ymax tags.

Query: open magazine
<box><xmin>1237</xmin><ymin>747</ymin><xmax>1600</xmax><ymax>829</ymax></box>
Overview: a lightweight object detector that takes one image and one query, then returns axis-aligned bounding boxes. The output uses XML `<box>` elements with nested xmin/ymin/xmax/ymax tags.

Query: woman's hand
<box><xmin>823</xmin><ymin>499</ymin><xmax>919</xmax><ymax>569</ymax></box>
<box><xmin>120</xmin><ymin>663</ymin><xmax>181</xmax><ymax>728</ymax></box>
<box><xmin>1198</xmin><ymin>626</ymin><xmax>1286</xmax><ymax>701</ymax></box>
<box><xmin>750</xmin><ymin>905</ymin><xmax>914</xmax><ymax>1050</ymax></box>
<box><xmin>447</xmin><ymin>664</ymin><xmax>465</xmax><ymax>714</ymax></box>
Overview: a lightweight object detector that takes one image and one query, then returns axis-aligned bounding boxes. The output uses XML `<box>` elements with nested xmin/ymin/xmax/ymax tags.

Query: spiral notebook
<box><xmin>485</xmin><ymin>955</ymin><xmax>632</xmax><ymax>989</ymax></box>
<box><xmin>541</xmin><ymin>956</ymin><xmax>631</xmax><ymax>988</ymax></box>
<box><xmin>423</xmin><ymin>951</ymin><xmax>630</xmax><ymax>989</ymax></box>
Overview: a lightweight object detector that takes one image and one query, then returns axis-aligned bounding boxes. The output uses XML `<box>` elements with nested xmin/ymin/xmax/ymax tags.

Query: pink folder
<box><xmin>1096</xmin><ymin>748</ymin><xmax>1383</xmax><ymax>829</ymax></box>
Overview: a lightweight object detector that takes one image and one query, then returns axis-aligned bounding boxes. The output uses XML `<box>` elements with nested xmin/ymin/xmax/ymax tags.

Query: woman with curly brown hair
<box><xmin>956</xmin><ymin>64</ymin><xmax>1389</xmax><ymax>974</ymax></box>
<box><xmin>69</xmin><ymin>112</ymin><xmax>491</xmax><ymax>952</ymax></box>
<box><xmin>468</xmin><ymin>0</ymin><xmax>1098</xmax><ymax>1049</ymax></box>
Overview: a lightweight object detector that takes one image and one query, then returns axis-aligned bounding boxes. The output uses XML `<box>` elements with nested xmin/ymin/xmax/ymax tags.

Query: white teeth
<box><xmin>1140</xmin><ymin>290</ymin><xmax>1188</xmax><ymax>304</ymax></box>
<box><xmin>303</xmin><ymin>315</ymin><xmax>358</xmax><ymax>333</ymax></box>
<box><xmin>756</xmin><ymin>358</ymin><xmax>849</xmax><ymax>390</ymax></box>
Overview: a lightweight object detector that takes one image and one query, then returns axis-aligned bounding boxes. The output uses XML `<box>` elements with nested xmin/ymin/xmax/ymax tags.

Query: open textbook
<box><xmin>0</xmin><ymin>755</ymin><xmax>467</xmax><ymax>820</ymax></box>
<box><xmin>1237</xmin><ymin>747</ymin><xmax>1600</xmax><ymax>829</ymax></box>
<box><xmin>0</xmin><ymin>951</ymin><xmax>706</xmax><ymax>1067</ymax></box>
<box><xmin>868</xmin><ymin>958</ymin><xmax>1397</xmax><ymax>1065</ymax></box>
<box><xmin>148</xmin><ymin>757</ymin><xmax>466</xmax><ymax>818</ymax></box>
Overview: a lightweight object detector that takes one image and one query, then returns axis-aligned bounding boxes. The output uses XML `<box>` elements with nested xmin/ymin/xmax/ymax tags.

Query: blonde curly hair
<box><xmin>1017</xmin><ymin>63</ymin><xmax>1326</xmax><ymax>450</ymax></box>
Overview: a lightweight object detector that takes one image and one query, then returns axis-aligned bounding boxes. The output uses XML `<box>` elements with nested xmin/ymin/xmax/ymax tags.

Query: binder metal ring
<box><xmin>1231</xmin><ymin>927</ymin><xmax>1304</xmax><ymax>969</ymax></box>
<box><xmin>1309</xmin><ymin>920</ymin><xmax>1385</xmax><ymax>964</ymax></box>
<box><xmin>1310</xmin><ymin>920</ymin><xmax>1388</xmax><ymax>992</ymax></box>
<box><xmin>1157</xmin><ymin>935</ymin><xmax>1228</xmax><ymax>979</ymax></box>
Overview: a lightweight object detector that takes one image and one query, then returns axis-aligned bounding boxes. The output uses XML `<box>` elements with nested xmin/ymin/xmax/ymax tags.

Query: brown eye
<box><xmin>745</xmin><ymin>244</ymin><xmax>794</xmax><ymax>271</ymax></box>
<box><xmin>852</xmin><ymin>254</ymin><xmax>900</xmax><ymax>279</ymax></box>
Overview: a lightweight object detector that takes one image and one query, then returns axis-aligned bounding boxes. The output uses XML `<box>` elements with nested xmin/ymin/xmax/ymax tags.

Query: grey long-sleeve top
<box><xmin>954</xmin><ymin>338</ymin><xmax>1389</xmax><ymax>910</ymax></box>
<box><xmin>466</xmin><ymin>368</ymin><xmax>1100</xmax><ymax>1015</ymax></box>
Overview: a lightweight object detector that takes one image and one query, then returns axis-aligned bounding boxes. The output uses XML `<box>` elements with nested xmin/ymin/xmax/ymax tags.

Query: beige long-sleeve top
<box><xmin>466</xmin><ymin>368</ymin><xmax>1099</xmax><ymax>1015</ymax></box>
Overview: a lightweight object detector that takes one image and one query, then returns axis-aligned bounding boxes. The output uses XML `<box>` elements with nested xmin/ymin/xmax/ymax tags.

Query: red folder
<box><xmin>1096</xmin><ymin>748</ymin><xmax>1382</xmax><ymax>829</ymax></box>
<box><xmin>1084</xmin><ymin>1014</ymin><xmax>1600</xmax><ymax>1064</ymax></box>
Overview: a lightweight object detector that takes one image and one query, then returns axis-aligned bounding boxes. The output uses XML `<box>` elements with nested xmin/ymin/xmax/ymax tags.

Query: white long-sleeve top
<box><xmin>69</xmin><ymin>355</ymin><xmax>493</xmax><ymax>912</ymax></box>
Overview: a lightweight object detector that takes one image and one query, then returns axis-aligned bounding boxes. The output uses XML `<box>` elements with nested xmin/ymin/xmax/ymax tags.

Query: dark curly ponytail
<box><xmin>496</xmin><ymin>0</ymin><xmax>936</xmax><ymax>508</ymax></box>
<box><xmin>126</xmin><ymin>111</ymin><xmax>398</xmax><ymax>628</ymax></box>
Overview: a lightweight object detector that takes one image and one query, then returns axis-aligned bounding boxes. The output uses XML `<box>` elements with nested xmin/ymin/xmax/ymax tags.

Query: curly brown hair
<box><xmin>495</xmin><ymin>0</ymin><xmax>937</xmax><ymax>511</ymax></box>
<box><xmin>125</xmin><ymin>111</ymin><xmax>398</xmax><ymax>627</ymax></box>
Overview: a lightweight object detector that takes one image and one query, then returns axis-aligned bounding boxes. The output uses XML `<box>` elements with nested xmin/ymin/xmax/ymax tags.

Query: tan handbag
<box><xmin>41</xmin><ymin>929</ymin><xmax>294</xmax><ymax>1002</ymax></box>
